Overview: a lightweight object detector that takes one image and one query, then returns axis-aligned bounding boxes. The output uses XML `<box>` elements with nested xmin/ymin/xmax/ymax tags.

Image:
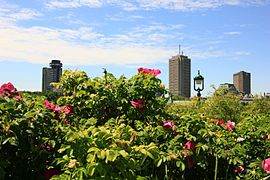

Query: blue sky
<box><xmin>0</xmin><ymin>0</ymin><xmax>270</xmax><ymax>96</ymax></box>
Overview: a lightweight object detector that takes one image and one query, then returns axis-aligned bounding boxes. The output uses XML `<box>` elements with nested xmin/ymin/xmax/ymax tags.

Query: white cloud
<box><xmin>0</xmin><ymin>23</ymin><xmax>173</xmax><ymax>66</ymax></box>
<box><xmin>189</xmin><ymin>50</ymin><xmax>225</xmax><ymax>59</ymax></box>
<box><xmin>0</xmin><ymin>20</ymin><xmax>251</xmax><ymax>68</ymax></box>
<box><xmin>7</xmin><ymin>8</ymin><xmax>42</xmax><ymax>20</ymax></box>
<box><xmin>46</xmin><ymin>0</ymin><xmax>103</xmax><ymax>9</ymax></box>
<box><xmin>97</xmin><ymin>23</ymin><xmax>185</xmax><ymax>46</ymax></box>
<box><xmin>0</xmin><ymin>1</ymin><xmax>42</xmax><ymax>22</ymax></box>
<box><xmin>234</xmin><ymin>51</ymin><xmax>250</xmax><ymax>56</ymax></box>
<box><xmin>44</xmin><ymin>0</ymin><xmax>270</xmax><ymax>10</ymax></box>
<box><xmin>106</xmin><ymin>13</ymin><xmax>144</xmax><ymax>21</ymax></box>
<box><xmin>224</xmin><ymin>31</ymin><xmax>241</xmax><ymax>35</ymax></box>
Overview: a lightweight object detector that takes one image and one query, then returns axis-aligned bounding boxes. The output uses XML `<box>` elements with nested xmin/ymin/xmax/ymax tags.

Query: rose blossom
<box><xmin>262</xmin><ymin>135</ymin><xmax>270</xmax><ymax>140</ymax></box>
<box><xmin>210</xmin><ymin>118</ymin><xmax>225</xmax><ymax>125</ymax></box>
<box><xmin>64</xmin><ymin>105</ymin><xmax>73</xmax><ymax>115</ymax></box>
<box><xmin>44</xmin><ymin>100</ymin><xmax>53</xmax><ymax>109</ymax></box>
<box><xmin>163</xmin><ymin>121</ymin><xmax>174</xmax><ymax>129</ymax></box>
<box><xmin>131</xmin><ymin>100</ymin><xmax>145</xmax><ymax>109</ymax></box>
<box><xmin>0</xmin><ymin>82</ymin><xmax>16</xmax><ymax>96</ymax></box>
<box><xmin>181</xmin><ymin>140</ymin><xmax>196</xmax><ymax>158</ymax></box>
<box><xmin>234</xmin><ymin>166</ymin><xmax>245</xmax><ymax>173</ymax></box>
<box><xmin>44</xmin><ymin>100</ymin><xmax>63</xmax><ymax>112</ymax></box>
<box><xmin>185</xmin><ymin>140</ymin><xmax>196</xmax><ymax>151</ymax></box>
<box><xmin>68</xmin><ymin>159</ymin><xmax>77</xmax><ymax>168</ymax></box>
<box><xmin>15</xmin><ymin>91</ymin><xmax>22</xmax><ymax>100</ymax></box>
<box><xmin>261</xmin><ymin>158</ymin><xmax>270</xmax><ymax>173</ymax></box>
<box><xmin>236</xmin><ymin>137</ymin><xmax>245</xmax><ymax>142</ymax></box>
<box><xmin>6</xmin><ymin>82</ymin><xmax>15</xmax><ymax>93</ymax></box>
<box><xmin>138</xmin><ymin>67</ymin><xmax>161</xmax><ymax>77</ymax></box>
<box><xmin>53</xmin><ymin>106</ymin><xmax>63</xmax><ymax>112</ymax></box>
<box><xmin>226</xmin><ymin>120</ymin><xmax>235</xmax><ymax>131</ymax></box>
<box><xmin>218</xmin><ymin>120</ymin><xmax>225</xmax><ymax>125</ymax></box>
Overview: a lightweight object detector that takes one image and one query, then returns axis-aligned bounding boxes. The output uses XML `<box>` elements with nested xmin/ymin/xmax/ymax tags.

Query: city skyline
<box><xmin>0</xmin><ymin>0</ymin><xmax>270</xmax><ymax>96</ymax></box>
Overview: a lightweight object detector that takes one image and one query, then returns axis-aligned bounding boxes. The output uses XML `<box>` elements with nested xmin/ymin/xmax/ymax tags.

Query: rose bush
<box><xmin>0</xmin><ymin>68</ymin><xmax>269</xmax><ymax>179</ymax></box>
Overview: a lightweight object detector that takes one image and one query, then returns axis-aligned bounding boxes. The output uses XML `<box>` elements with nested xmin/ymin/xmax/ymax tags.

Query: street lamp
<box><xmin>194</xmin><ymin>70</ymin><xmax>204</xmax><ymax>97</ymax></box>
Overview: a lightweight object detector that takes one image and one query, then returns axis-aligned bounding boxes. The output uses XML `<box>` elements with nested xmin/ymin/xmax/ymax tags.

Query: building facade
<box><xmin>42</xmin><ymin>60</ymin><xmax>63</xmax><ymax>92</ymax></box>
<box><xmin>218</xmin><ymin>83</ymin><xmax>238</xmax><ymax>94</ymax></box>
<box><xmin>233</xmin><ymin>71</ymin><xmax>251</xmax><ymax>95</ymax></box>
<box><xmin>169</xmin><ymin>54</ymin><xmax>191</xmax><ymax>98</ymax></box>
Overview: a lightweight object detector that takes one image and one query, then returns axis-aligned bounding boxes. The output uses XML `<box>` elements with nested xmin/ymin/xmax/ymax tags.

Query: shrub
<box><xmin>0</xmin><ymin>69</ymin><xmax>269</xmax><ymax>179</ymax></box>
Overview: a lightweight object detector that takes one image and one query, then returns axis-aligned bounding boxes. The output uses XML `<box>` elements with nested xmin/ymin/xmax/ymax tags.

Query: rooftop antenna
<box><xmin>178</xmin><ymin>44</ymin><xmax>181</xmax><ymax>55</ymax></box>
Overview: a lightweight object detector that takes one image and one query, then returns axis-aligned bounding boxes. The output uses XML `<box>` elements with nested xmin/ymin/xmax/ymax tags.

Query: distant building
<box><xmin>218</xmin><ymin>83</ymin><xmax>238</xmax><ymax>94</ymax></box>
<box><xmin>169</xmin><ymin>54</ymin><xmax>191</xmax><ymax>98</ymax></box>
<box><xmin>233</xmin><ymin>71</ymin><xmax>251</xmax><ymax>95</ymax></box>
<box><xmin>42</xmin><ymin>60</ymin><xmax>62</xmax><ymax>92</ymax></box>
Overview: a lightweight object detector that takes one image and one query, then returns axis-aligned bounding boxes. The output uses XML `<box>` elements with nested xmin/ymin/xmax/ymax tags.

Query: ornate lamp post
<box><xmin>194</xmin><ymin>70</ymin><xmax>204</xmax><ymax>97</ymax></box>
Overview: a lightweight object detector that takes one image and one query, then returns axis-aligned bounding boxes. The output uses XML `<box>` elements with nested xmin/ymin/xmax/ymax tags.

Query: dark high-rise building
<box><xmin>169</xmin><ymin>54</ymin><xmax>191</xmax><ymax>98</ymax></box>
<box><xmin>233</xmin><ymin>71</ymin><xmax>251</xmax><ymax>95</ymax></box>
<box><xmin>42</xmin><ymin>60</ymin><xmax>62</xmax><ymax>92</ymax></box>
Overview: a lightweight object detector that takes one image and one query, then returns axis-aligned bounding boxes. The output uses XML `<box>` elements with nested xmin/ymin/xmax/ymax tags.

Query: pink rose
<box><xmin>53</xmin><ymin>106</ymin><xmax>63</xmax><ymax>112</ymax></box>
<box><xmin>153</xmin><ymin>69</ymin><xmax>161</xmax><ymax>76</ymax></box>
<box><xmin>181</xmin><ymin>140</ymin><xmax>196</xmax><ymax>158</ymax></box>
<box><xmin>218</xmin><ymin>120</ymin><xmax>225</xmax><ymax>125</ymax></box>
<box><xmin>6</xmin><ymin>82</ymin><xmax>15</xmax><ymax>93</ymax></box>
<box><xmin>0</xmin><ymin>82</ymin><xmax>16</xmax><ymax>96</ymax></box>
<box><xmin>210</xmin><ymin>118</ymin><xmax>225</xmax><ymax>125</ymax></box>
<box><xmin>15</xmin><ymin>91</ymin><xmax>22</xmax><ymax>100</ymax></box>
<box><xmin>138</xmin><ymin>67</ymin><xmax>161</xmax><ymax>77</ymax></box>
<box><xmin>44</xmin><ymin>100</ymin><xmax>63</xmax><ymax>112</ymax></box>
<box><xmin>163</xmin><ymin>121</ymin><xmax>174</xmax><ymax>129</ymax></box>
<box><xmin>185</xmin><ymin>140</ymin><xmax>196</xmax><ymax>151</ymax></box>
<box><xmin>131</xmin><ymin>100</ymin><xmax>145</xmax><ymax>109</ymax></box>
<box><xmin>64</xmin><ymin>105</ymin><xmax>73</xmax><ymax>115</ymax></box>
<box><xmin>44</xmin><ymin>100</ymin><xmax>52</xmax><ymax>109</ymax></box>
<box><xmin>226</xmin><ymin>120</ymin><xmax>235</xmax><ymax>131</ymax></box>
<box><xmin>261</xmin><ymin>158</ymin><xmax>270</xmax><ymax>173</ymax></box>
<box><xmin>234</xmin><ymin>166</ymin><xmax>245</xmax><ymax>173</ymax></box>
<box><xmin>262</xmin><ymin>135</ymin><xmax>270</xmax><ymax>140</ymax></box>
<box><xmin>236</xmin><ymin>137</ymin><xmax>245</xmax><ymax>142</ymax></box>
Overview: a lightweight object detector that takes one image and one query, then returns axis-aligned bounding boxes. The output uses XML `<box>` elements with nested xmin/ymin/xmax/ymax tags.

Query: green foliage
<box><xmin>0</xmin><ymin>93</ymin><xmax>62</xmax><ymax>179</ymax></box>
<box><xmin>0</xmin><ymin>69</ymin><xmax>269</xmax><ymax>180</ymax></box>
<box><xmin>202</xmin><ymin>92</ymin><xmax>243</xmax><ymax>122</ymax></box>
<box><xmin>244</xmin><ymin>97</ymin><xmax>270</xmax><ymax>114</ymax></box>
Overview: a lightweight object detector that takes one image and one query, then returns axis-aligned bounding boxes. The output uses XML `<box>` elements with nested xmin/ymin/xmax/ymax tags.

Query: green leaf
<box><xmin>105</xmin><ymin>150</ymin><xmax>118</xmax><ymax>162</ymax></box>
<box><xmin>86</xmin><ymin>153</ymin><xmax>96</xmax><ymax>163</ymax></box>
<box><xmin>97</xmin><ymin>150</ymin><xmax>106</xmax><ymax>160</ymax></box>
<box><xmin>88</xmin><ymin>147</ymin><xmax>100</xmax><ymax>153</ymax></box>
<box><xmin>58</xmin><ymin>145</ymin><xmax>71</xmax><ymax>153</ymax></box>
<box><xmin>156</xmin><ymin>158</ymin><xmax>163</xmax><ymax>167</ymax></box>
<box><xmin>119</xmin><ymin>150</ymin><xmax>129</xmax><ymax>158</ymax></box>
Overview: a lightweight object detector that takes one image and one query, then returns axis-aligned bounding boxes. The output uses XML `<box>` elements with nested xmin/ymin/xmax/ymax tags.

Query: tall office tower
<box><xmin>169</xmin><ymin>54</ymin><xmax>191</xmax><ymax>98</ymax></box>
<box><xmin>42</xmin><ymin>60</ymin><xmax>63</xmax><ymax>92</ymax></box>
<box><xmin>233</xmin><ymin>71</ymin><xmax>251</xmax><ymax>95</ymax></box>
